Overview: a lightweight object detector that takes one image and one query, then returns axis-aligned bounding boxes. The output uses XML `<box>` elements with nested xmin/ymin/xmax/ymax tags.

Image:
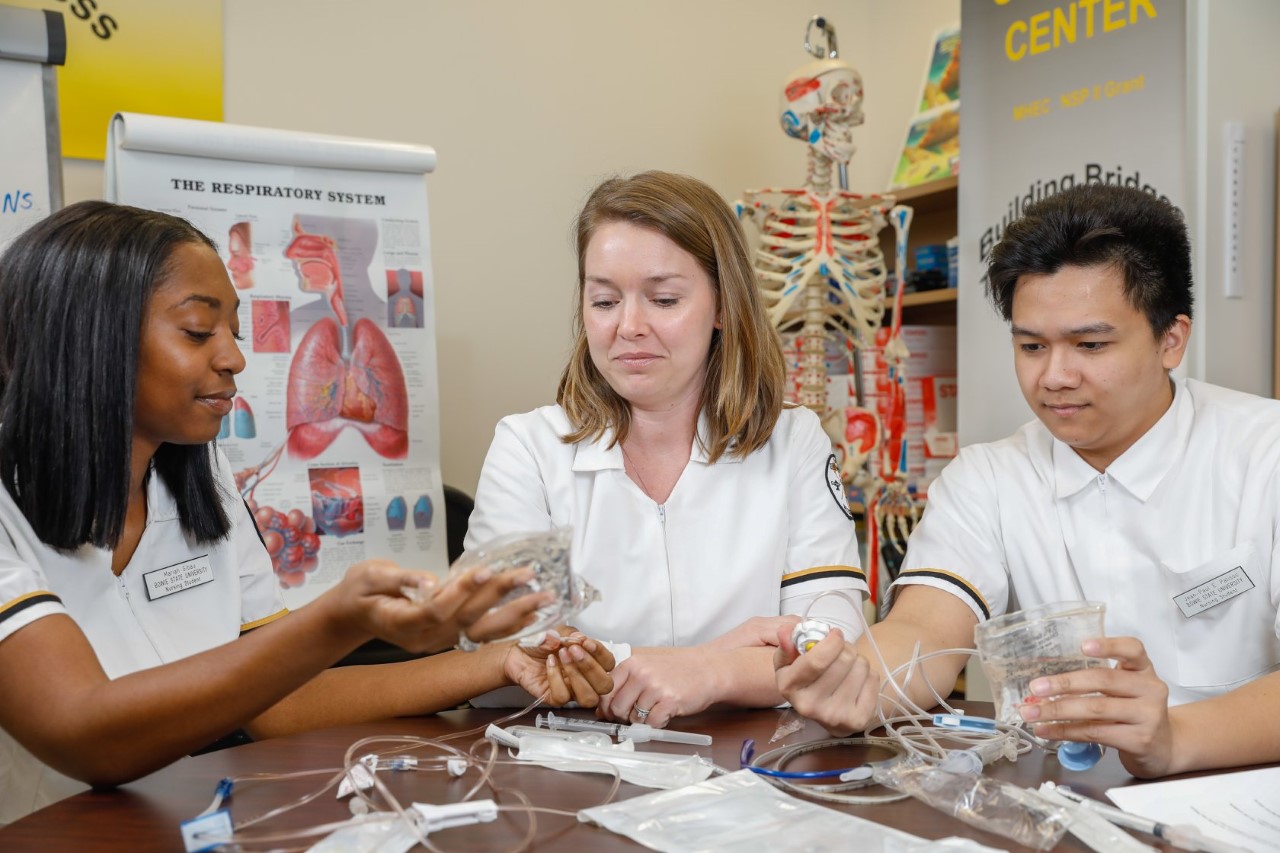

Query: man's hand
<box><xmin>773</xmin><ymin>623</ymin><xmax>880</xmax><ymax>736</ymax></box>
<box><xmin>503</xmin><ymin>631</ymin><xmax>615</xmax><ymax>707</ymax></box>
<box><xmin>1017</xmin><ymin>636</ymin><xmax>1175</xmax><ymax>778</ymax></box>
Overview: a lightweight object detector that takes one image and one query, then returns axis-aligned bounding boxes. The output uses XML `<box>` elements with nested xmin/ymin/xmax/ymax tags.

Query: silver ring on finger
<box><xmin>633</xmin><ymin>705</ymin><xmax>651</xmax><ymax>722</ymax></box>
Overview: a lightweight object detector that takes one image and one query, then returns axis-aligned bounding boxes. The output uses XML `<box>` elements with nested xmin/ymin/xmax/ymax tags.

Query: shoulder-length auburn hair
<box><xmin>557</xmin><ymin>171</ymin><xmax>785</xmax><ymax>462</ymax></box>
<box><xmin>0</xmin><ymin>200</ymin><xmax>232</xmax><ymax>550</ymax></box>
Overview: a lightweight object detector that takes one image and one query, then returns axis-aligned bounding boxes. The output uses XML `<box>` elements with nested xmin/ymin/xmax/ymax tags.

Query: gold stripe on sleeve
<box><xmin>780</xmin><ymin>565</ymin><xmax>867</xmax><ymax>588</ymax></box>
<box><xmin>896</xmin><ymin>568</ymin><xmax>991</xmax><ymax>619</ymax></box>
<box><xmin>0</xmin><ymin>590</ymin><xmax>63</xmax><ymax>625</ymax></box>
<box><xmin>240</xmin><ymin>607</ymin><xmax>289</xmax><ymax>633</ymax></box>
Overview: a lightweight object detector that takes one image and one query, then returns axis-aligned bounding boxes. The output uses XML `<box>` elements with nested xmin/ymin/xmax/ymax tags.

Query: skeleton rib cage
<box><xmin>743</xmin><ymin>188</ymin><xmax>893</xmax><ymax>421</ymax></box>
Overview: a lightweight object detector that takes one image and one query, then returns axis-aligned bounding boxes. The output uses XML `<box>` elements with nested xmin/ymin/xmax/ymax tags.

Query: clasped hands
<box><xmin>773</xmin><ymin>626</ymin><xmax>1176</xmax><ymax>778</ymax></box>
<box><xmin>595</xmin><ymin>615</ymin><xmax>806</xmax><ymax>729</ymax></box>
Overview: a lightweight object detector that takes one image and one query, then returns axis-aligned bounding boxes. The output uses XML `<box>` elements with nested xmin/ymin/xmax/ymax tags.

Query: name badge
<box><xmin>144</xmin><ymin>554</ymin><xmax>214</xmax><ymax>601</ymax></box>
<box><xmin>1172</xmin><ymin>566</ymin><xmax>1255</xmax><ymax>618</ymax></box>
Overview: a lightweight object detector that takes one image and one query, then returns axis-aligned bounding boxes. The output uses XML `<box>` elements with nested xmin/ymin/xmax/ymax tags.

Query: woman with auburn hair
<box><xmin>0</xmin><ymin>201</ymin><xmax>612</xmax><ymax>824</ymax></box>
<box><xmin>467</xmin><ymin>171</ymin><xmax>865</xmax><ymax>727</ymax></box>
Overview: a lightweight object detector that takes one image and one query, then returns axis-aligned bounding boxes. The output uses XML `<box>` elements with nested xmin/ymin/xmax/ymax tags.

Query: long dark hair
<box><xmin>0</xmin><ymin>200</ymin><xmax>233</xmax><ymax>549</ymax></box>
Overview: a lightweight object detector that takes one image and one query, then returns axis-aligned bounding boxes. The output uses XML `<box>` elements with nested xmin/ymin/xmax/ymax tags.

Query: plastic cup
<box><xmin>449</xmin><ymin>527</ymin><xmax>599</xmax><ymax>650</ymax></box>
<box><xmin>974</xmin><ymin>601</ymin><xmax>1107</xmax><ymax>725</ymax></box>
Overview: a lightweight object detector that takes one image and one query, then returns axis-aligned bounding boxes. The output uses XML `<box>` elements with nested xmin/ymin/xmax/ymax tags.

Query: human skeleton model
<box><xmin>736</xmin><ymin>39</ymin><xmax>916</xmax><ymax>600</ymax></box>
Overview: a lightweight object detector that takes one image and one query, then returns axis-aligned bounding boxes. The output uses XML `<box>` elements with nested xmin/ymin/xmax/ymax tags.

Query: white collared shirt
<box><xmin>466</xmin><ymin>405</ymin><xmax>866</xmax><ymax>650</ymax></box>
<box><xmin>893</xmin><ymin>378</ymin><xmax>1280</xmax><ymax>705</ymax></box>
<box><xmin>0</xmin><ymin>448</ymin><xmax>285</xmax><ymax>824</ymax></box>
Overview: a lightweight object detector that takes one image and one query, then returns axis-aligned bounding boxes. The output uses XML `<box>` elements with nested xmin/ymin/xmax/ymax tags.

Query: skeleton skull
<box><xmin>779</xmin><ymin>58</ymin><xmax>865</xmax><ymax>165</ymax></box>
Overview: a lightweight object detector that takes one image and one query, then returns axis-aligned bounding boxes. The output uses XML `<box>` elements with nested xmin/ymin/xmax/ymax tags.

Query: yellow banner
<box><xmin>7</xmin><ymin>0</ymin><xmax>222</xmax><ymax>160</ymax></box>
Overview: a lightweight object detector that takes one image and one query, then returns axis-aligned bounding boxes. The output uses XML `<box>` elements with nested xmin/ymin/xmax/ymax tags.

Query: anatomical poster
<box><xmin>105</xmin><ymin>113</ymin><xmax>447</xmax><ymax>607</ymax></box>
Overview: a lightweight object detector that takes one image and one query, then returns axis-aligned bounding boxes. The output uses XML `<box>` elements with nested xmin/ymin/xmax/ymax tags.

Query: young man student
<box><xmin>774</xmin><ymin>183</ymin><xmax>1280</xmax><ymax>779</ymax></box>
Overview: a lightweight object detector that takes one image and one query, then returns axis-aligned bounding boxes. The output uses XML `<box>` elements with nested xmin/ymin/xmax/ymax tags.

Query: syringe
<box><xmin>536</xmin><ymin>711</ymin><xmax>712</xmax><ymax>746</ymax></box>
<box><xmin>1051</xmin><ymin>785</ymin><xmax>1249</xmax><ymax>853</ymax></box>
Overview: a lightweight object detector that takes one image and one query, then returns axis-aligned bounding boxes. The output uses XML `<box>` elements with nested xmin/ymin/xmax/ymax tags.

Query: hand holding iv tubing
<box><xmin>774</xmin><ymin>588</ymin><xmax>1035</xmax><ymax>773</ymax></box>
<box><xmin>778</xmin><ymin>585</ymin><xmax>1189</xmax><ymax>779</ymax></box>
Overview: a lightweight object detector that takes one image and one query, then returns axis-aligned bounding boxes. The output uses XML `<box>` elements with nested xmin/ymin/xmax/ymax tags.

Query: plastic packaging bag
<box><xmin>513</xmin><ymin>734</ymin><xmax>714</xmax><ymax>789</ymax></box>
<box><xmin>874</xmin><ymin>758</ymin><xmax>1071</xmax><ymax>851</ymax></box>
<box><xmin>581</xmin><ymin>770</ymin><xmax>1004</xmax><ymax>852</ymax></box>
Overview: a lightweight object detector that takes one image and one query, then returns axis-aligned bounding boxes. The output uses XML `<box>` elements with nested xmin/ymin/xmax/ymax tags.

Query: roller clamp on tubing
<box><xmin>933</xmin><ymin>713</ymin><xmax>997</xmax><ymax>732</ymax></box>
<box><xmin>792</xmin><ymin>618</ymin><xmax>832</xmax><ymax>653</ymax></box>
<box><xmin>413</xmin><ymin>800</ymin><xmax>498</xmax><ymax>833</ymax></box>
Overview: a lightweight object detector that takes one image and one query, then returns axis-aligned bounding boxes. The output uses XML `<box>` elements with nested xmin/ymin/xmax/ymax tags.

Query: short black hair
<box><xmin>986</xmin><ymin>184</ymin><xmax>1193</xmax><ymax>336</ymax></box>
<box><xmin>0</xmin><ymin>200</ymin><xmax>233</xmax><ymax>550</ymax></box>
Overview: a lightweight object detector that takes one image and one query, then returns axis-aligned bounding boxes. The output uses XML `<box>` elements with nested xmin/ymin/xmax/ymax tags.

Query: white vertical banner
<box><xmin>958</xmin><ymin>0</ymin><xmax>1187</xmax><ymax>445</ymax></box>
<box><xmin>0</xmin><ymin>4</ymin><xmax>65</xmax><ymax>252</ymax></box>
<box><xmin>0</xmin><ymin>58</ymin><xmax>52</xmax><ymax>250</ymax></box>
<box><xmin>106</xmin><ymin>113</ymin><xmax>447</xmax><ymax>606</ymax></box>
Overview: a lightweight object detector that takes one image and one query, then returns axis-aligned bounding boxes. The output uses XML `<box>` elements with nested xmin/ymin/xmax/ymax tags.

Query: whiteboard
<box><xmin>0</xmin><ymin>59</ymin><xmax>55</xmax><ymax>252</ymax></box>
<box><xmin>0</xmin><ymin>5</ymin><xmax>64</xmax><ymax>253</ymax></box>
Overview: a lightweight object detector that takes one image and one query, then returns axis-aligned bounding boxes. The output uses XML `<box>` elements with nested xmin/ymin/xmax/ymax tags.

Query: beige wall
<box><xmin>62</xmin><ymin>0</ymin><xmax>960</xmax><ymax>494</ymax></box>
<box><xmin>1186</xmin><ymin>0</ymin><xmax>1278</xmax><ymax>396</ymax></box>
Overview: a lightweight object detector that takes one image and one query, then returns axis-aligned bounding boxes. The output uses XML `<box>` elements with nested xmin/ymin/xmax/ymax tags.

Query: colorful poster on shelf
<box><xmin>917</xmin><ymin>26</ymin><xmax>961</xmax><ymax>112</ymax></box>
<box><xmin>105</xmin><ymin>113</ymin><xmax>447</xmax><ymax>607</ymax></box>
<box><xmin>890</xmin><ymin>25</ymin><xmax>960</xmax><ymax>190</ymax></box>
<box><xmin>957</xmin><ymin>0</ymin><xmax>1186</xmax><ymax>445</ymax></box>
<box><xmin>5</xmin><ymin>0</ymin><xmax>222</xmax><ymax>160</ymax></box>
<box><xmin>890</xmin><ymin>103</ymin><xmax>960</xmax><ymax>189</ymax></box>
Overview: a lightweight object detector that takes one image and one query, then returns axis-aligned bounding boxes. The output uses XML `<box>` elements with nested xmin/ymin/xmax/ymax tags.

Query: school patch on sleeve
<box><xmin>825</xmin><ymin>454</ymin><xmax>855</xmax><ymax>519</ymax></box>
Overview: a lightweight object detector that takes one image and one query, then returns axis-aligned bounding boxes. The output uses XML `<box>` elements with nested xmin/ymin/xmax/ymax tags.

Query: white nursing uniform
<box><xmin>467</xmin><ymin>405</ymin><xmax>866</xmax><ymax>650</ymax></box>
<box><xmin>0</xmin><ymin>449</ymin><xmax>285</xmax><ymax>824</ymax></box>
<box><xmin>893</xmin><ymin>379</ymin><xmax>1280</xmax><ymax>705</ymax></box>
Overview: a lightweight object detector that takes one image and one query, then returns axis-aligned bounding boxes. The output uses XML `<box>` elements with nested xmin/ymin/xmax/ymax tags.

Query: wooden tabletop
<box><xmin>0</xmin><ymin>703</ymin><xmax>1182</xmax><ymax>851</ymax></box>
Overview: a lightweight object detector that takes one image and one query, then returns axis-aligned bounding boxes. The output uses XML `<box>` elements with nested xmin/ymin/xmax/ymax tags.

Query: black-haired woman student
<box><xmin>0</xmin><ymin>201</ymin><xmax>613</xmax><ymax>824</ymax></box>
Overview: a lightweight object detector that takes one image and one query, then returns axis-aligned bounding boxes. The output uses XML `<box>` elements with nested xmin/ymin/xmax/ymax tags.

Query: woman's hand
<box><xmin>336</xmin><ymin>560</ymin><xmax>554</xmax><ymax>654</ymax></box>
<box><xmin>705</xmin><ymin>615</ymin><xmax>801</xmax><ymax>651</ymax></box>
<box><xmin>773</xmin><ymin>624</ymin><xmax>880</xmax><ymax>737</ymax></box>
<box><xmin>1016</xmin><ymin>636</ymin><xmax>1175</xmax><ymax>778</ymax></box>
<box><xmin>502</xmin><ymin>630</ymin><xmax>616</xmax><ymax>706</ymax></box>
<box><xmin>596</xmin><ymin>647</ymin><xmax>724</xmax><ymax>728</ymax></box>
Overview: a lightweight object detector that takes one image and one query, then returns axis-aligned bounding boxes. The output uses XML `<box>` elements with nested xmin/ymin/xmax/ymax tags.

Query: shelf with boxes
<box><xmin>880</xmin><ymin>175</ymin><xmax>958</xmax><ymax>325</ymax></box>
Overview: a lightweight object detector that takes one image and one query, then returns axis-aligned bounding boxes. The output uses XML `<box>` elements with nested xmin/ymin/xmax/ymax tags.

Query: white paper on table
<box><xmin>1107</xmin><ymin>767</ymin><xmax>1280</xmax><ymax>852</ymax></box>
